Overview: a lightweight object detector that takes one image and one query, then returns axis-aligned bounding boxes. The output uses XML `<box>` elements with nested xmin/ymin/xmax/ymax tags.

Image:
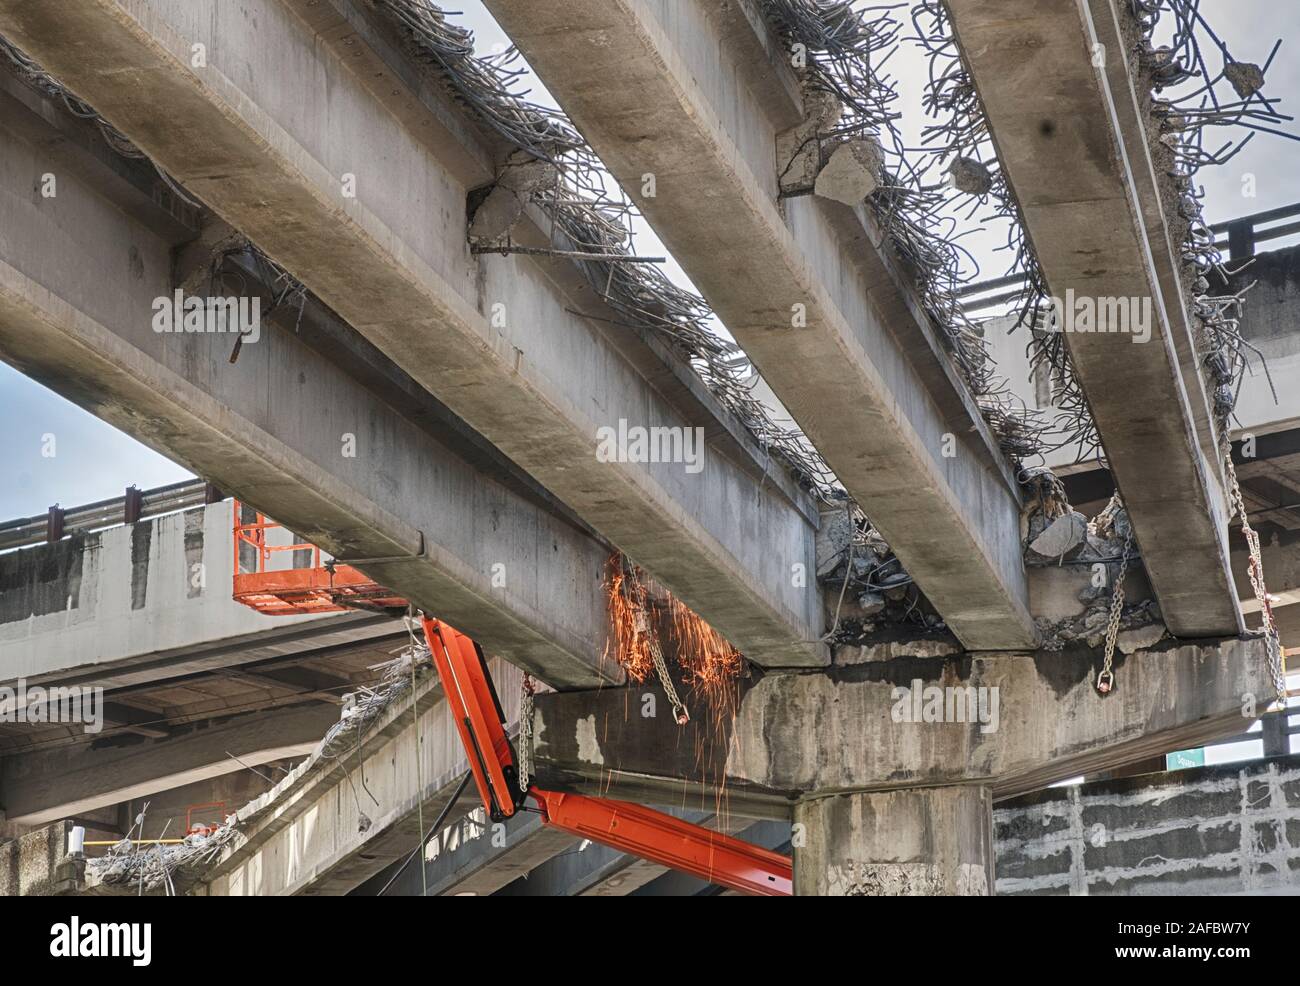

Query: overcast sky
<box><xmin>2</xmin><ymin>0</ymin><xmax>1296</xmax><ymax>521</ymax></box>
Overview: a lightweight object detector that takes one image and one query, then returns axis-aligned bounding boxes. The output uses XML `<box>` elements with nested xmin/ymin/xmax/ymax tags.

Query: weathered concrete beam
<box><xmin>0</xmin><ymin>83</ymin><xmax>613</xmax><ymax>688</ymax></box>
<box><xmin>0</xmin><ymin>0</ymin><xmax>825</xmax><ymax>668</ymax></box>
<box><xmin>99</xmin><ymin>705</ymin><xmax>170</xmax><ymax>740</ymax></box>
<box><xmin>0</xmin><ymin>702</ymin><xmax>336</xmax><ymax>825</ymax></box>
<box><xmin>0</xmin><ymin>61</ymin><xmax>199</xmax><ymax>244</ymax></box>
<box><xmin>945</xmin><ymin>0</ymin><xmax>1241</xmax><ymax>637</ymax></box>
<box><xmin>530</xmin><ymin>636</ymin><xmax>1271</xmax><ymax>814</ymax></box>
<box><xmin>483</xmin><ymin>0</ymin><xmax>1035</xmax><ymax>651</ymax></box>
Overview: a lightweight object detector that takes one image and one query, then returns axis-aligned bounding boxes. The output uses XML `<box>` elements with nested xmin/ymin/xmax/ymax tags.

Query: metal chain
<box><xmin>1096</xmin><ymin>520</ymin><xmax>1132</xmax><ymax>695</ymax></box>
<box><xmin>518</xmin><ymin>672</ymin><xmax>535</xmax><ymax>793</ymax></box>
<box><xmin>650</xmin><ymin>636</ymin><xmax>690</xmax><ymax>725</ymax></box>
<box><xmin>635</xmin><ymin>609</ymin><xmax>689</xmax><ymax>725</ymax></box>
<box><xmin>1225</xmin><ymin>455</ymin><xmax>1288</xmax><ymax>707</ymax></box>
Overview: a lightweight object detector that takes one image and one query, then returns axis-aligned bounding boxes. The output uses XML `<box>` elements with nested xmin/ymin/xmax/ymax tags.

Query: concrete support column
<box><xmin>793</xmin><ymin>786</ymin><xmax>994</xmax><ymax>896</ymax></box>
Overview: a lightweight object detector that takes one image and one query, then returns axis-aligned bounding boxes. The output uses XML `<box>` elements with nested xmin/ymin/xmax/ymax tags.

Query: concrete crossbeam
<box><xmin>0</xmin><ymin>0</ymin><xmax>825</xmax><ymax>668</ymax></box>
<box><xmin>0</xmin><ymin>702</ymin><xmax>337</xmax><ymax>825</ymax></box>
<box><xmin>529</xmin><ymin>636</ymin><xmax>1272</xmax><ymax>815</ymax></box>
<box><xmin>483</xmin><ymin>0</ymin><xmax>1036</xmax><ymax>651</ymax></box>
<box><xmin>0</xmin><ymin>62</ymin><xmax>199</xmax><ymax>244</ymax></box>
<box><xmin>0</xmin><ymin>78</ymin><xmax>614</xmax><ymax>688</ymax></box>
<box><xmin>946</xmin><ymin>0</ymin><xmax>1241</xmax><ymax>637</ymax></box>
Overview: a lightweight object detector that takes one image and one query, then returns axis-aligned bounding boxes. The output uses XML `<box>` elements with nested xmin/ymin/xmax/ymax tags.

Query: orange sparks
<box><xmin>604</xmin><ymin>560</ymin><xmax>657</xmax><ymax>683</ymax></box>
<box><xmin>602</xmin><ymin>555</ymin><xmax>743</xmax><ymax>714</ymax></box>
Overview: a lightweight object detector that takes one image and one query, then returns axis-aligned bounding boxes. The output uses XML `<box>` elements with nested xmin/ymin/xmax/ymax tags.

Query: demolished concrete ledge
<box><xmin>529</xmin><ymin>635</ymin><xmax>1272</xmax><ymax>815</ymax></box>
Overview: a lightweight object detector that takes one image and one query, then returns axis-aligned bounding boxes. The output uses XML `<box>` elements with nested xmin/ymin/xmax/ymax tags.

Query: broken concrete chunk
<box><xmin>776</xmin><ymin>122</ymin><xmax>822</xmax><ymax>194</ymax></box>
<box><xmin>815</xmin><ymin>505</ymin><xmax>856</xmax><ymax>578</ymax></box>
<box><xmin>1077</xmin><ymin>581</ymin><xmax>1107</xmax><ymax>605</ymax></box>
<box><xmin>1224</xmin><ymin>61</ymin><xmax>1266</xmax><ymax>99</ymax></box>
<box><xmin>1083</xmin><ymin>606</ymin><xmax>1109</xmax><ymax>633</ymax></box>
<box><xmin>498</xmin><ymin>154</ymin><xmax>559</xmax><ymax>194</ymax></box>
<box><xmin>863</xmin><ymin>529</ymin><xmax>891</xmax><ymax>559</ymax></box>
<box><xmin>803</xmin><ymin>87</ymin><xmax>843</xmax><ymax>129</ymax></box>
<box><xmin>856</xmin><ymin>590</ymin><xmax>885</xmax><ymax>617</ymax></box>
<box><xmin>1144</xmin><ymin>45</ymin><xmax>1193</xmax><ymax>87</ymax></box>
<box><xmin>468</xmin><ymin>185</ymin><xmax>525</xmax><ymax>242</ymax></box>
<box><xmin>814</xmin><ymin>139</ymin><xmax>883</xmax><ymax>206</ymax></box>
<box><xmin>1024</xmin><ymin>509</ymin><xmax>1051</xmax><ymax>546</ymax></box>
<box><xmin>1116</xmin><ymin>622</ymin><xmax>1167</xmax><ymax>654</ymax></box>
<box><xmin>776</xmin><ymin>87</ymin><xmax>845</xmax><ymax>196</ymax></box>
<box><xmin>1029</xmin><ymin>510</ymin><xmax>1087</xmax><ymax>559</ymax></box>
<box><xmin>1074</xmin><ymin>532</ymin><xmax>1112</xmax><ymax>564</ymax></box>
<box><xmin>830</xmin><ymin>589</ymin><xmax>883</xmax><ymax>625</ymax></box>
<box><xmin>468</xmin><ymin>152</ymin><xmax>559</xmax><ymax>244</ymax></box>
<box><xmin>947</xmin><ymin>156</ymin><xmax>992</xmax><ymax>197</ymax></box>
<box><xmin>817</xmin><ymin>553</ymin><xmax>844</xmax><ymax>581</ymax></box>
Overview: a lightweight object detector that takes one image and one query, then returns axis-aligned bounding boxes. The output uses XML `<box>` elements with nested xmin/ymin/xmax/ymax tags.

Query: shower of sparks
<box><xmin>602</xmin><ymin>555</ymin><xmax>744</xmax><ymax>719</ymax></box>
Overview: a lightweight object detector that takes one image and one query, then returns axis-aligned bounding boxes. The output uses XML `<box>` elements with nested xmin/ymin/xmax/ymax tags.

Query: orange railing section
<box><xmin>231</xmin><ymin>500</ymin><xmax>406</xmax><ymax>616</ymax></box>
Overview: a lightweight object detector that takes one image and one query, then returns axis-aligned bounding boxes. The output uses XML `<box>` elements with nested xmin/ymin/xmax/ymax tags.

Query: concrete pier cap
<box><xmin>529</xmin><ymin>635</ymin><xmax>1272</xmax><ymax>828</ymax></box>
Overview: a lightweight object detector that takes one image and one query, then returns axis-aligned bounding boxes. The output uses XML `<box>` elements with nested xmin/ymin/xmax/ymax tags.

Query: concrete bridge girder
<box><xmin>0</xmin><ymin>0</ymin><xmax>826</xmax><ymax>671</ymax></box>
<box><xmin>483</xmin><ymin>0</ymin><xmax>1037</xmax><ymax>652</ymax></box>
<box><xmin>945</xmin><ymin>0</ymin><xmax>1243</xmax><ymax>638</ymax></box>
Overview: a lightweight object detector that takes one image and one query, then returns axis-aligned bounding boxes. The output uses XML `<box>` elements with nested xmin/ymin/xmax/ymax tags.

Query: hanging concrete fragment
<box><xmin>813</xmin><ymin>138</ymin><xmax>884</xmax><ymax>205</ymax></box>
<box><xmin>946</xmin><ymin>156</ymin><xmax>992</xmax><ymax>196</ymax></box>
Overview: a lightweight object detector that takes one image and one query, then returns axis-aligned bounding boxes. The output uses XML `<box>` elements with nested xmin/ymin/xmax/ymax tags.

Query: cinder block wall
<box><xmin>996</xmin><ymin>755</ymin><xmax>1300</xmax><ymax>895</ymax></box>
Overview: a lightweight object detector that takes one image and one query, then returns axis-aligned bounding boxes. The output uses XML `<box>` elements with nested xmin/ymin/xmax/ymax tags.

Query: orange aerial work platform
<box><xmin>230</xmin><ymin>505</ymin><xmax>792</xmax><ymax>896</ymax></box>
<box><xmin>231</xmin><ymin>501</ymin><xmax>407</xmax><ymax>616</ymax></box>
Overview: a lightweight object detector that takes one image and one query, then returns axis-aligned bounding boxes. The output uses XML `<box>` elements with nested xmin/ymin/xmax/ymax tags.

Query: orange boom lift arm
<box><xmin>421</xmin><ymin>617</ymin><xmax>792</xmax><ymax>896</ymax></box>
<box><xmin>227</xmin><ymin>504</ymin><xmax>789</xmax><ymax>896</ymax></box>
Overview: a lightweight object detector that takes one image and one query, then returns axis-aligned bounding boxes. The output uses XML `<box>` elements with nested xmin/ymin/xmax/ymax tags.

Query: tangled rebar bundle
<box><xmin>89</xmin><ymin>642</ymin><xmax>431</xmax><ymax>893</ymax></box>
<box><xmin>759</xmin><ymin>0</ymin><xmax>1055</xmax><ymax>462</ymax></box>
<box><xmin>1128</xmin><ymin>0</ymin><xmax>1292</xmax><ymax>432</ymax></box>
<box><xmin>371</xmin><ymin>0</ymin><xmax>840</xmax><ymax>498</ymax></box>
<box><xmin>88</xmin><ymin>824</ymin><xmax>241</xmax><ymax>895</ymax></box>
<box><xmin>909</xmin><ymin>0</ymin><xmax>1101</xmax><ymax>461</ymax></box>
<box><xmin>911</xmin><ymin>0</ymin><xmax>1294</xmax><ymax>456</ymax></box>
<box><xmin>0</xmin><ymin>35</ymin><xmax>201</xmax><ymax>210</ymax></box>
<box><xmin>817</xmin><ymin>492</ymin><xmax>944</xmax><ymax>643</ymax></box>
